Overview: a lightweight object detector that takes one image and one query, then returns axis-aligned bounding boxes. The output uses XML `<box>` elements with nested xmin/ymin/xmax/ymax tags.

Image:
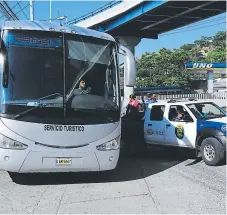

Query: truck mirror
<box><xmin>118</xmin><ymin>44</ymin><xmax>136</xmax><ymax>87</ymax></box>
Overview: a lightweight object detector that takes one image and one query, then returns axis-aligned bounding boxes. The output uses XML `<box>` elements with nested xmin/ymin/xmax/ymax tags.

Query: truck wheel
<box><xmin>201</xmin><ymin>137</ymin><xmax>225</xmax><ymax>166</ymax></box>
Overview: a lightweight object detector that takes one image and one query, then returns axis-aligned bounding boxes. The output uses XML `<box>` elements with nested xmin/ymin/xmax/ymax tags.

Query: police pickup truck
<box><xmin>122</xmin><ymin>99</ymin><xmax>226</xmax><ymax>166</ymax></box>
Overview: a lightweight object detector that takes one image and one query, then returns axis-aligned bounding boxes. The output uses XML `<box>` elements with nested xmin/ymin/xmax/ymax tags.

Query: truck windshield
<box><xmin>186</xmin><ymin>102</ymin><xmax>226</xmax><ymax>120</ymax></box>
<box><xmin>0</xmin><ymin>30</ymin><xmax>120</xmax><ymax>124</ymax></box>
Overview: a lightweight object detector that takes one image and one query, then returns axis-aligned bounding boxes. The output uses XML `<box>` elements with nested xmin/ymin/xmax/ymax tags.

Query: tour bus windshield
<box><xmin>0</xmin><ymin>30</ymin><xmax>120</xmax><ymax>124</ymax></box>
<box><xmin>186</xmin><ymin>102</ymin><xmax>226</xmax><ymax>120</ymax></box>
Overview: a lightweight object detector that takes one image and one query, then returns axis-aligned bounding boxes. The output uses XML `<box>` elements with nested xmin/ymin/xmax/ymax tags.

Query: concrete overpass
<box><xmin>69</xmin><ymin>0</ymin><xmax>226</xmax><ymax>62</ymax></box>
<box><xmin>68</xmin><ymin>0</ymin><xmax>226</xmax><ymax>103</ymax></box>
<box><xmin>70</xmin><ymin>0</ymin><xmax>226</xmax><ymax>51</ymax></box>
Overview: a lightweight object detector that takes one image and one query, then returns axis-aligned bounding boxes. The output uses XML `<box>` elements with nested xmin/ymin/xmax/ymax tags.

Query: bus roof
<box><xmin>0</xmin><ymin>20</ymin><xmax>115</xmax><ymax>42</ymax></box>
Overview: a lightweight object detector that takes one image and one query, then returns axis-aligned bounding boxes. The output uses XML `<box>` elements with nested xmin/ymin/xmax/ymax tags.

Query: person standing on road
<box><xmin>151</xmin><ymin>94</ymin><xmax>158</xmax><ymax>103</ymax></box>
<box><xmin>126</xmin><ymin>94</ymin><xmax>141</xmax><ymax>112</ymax></box>
<box><xmin>144</xmin><ymin>93</ymin><xmax>153</xmax><ymax>104</ymax></box>
<box><xmin>144</xmin><ymin>93</ymin><xmax>158</xmax><ymax>104</ymax></box>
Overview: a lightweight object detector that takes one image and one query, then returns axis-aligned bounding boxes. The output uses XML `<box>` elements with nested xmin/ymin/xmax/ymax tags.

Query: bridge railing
<box><xmin>67</xmin><ymin>0</ymin><xmax>123</xmax><ymax>25</ymax></box>
<box><xmin>135</xmin><ymin>92</ymin><xmax>227</xmax><ymax>101</ymax></box>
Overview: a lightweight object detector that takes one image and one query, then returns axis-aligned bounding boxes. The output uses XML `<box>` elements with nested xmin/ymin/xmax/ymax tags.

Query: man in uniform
<box><xmin>144</xmin><ymin>93</ymin><xmax>153</xmax><ymax>104</ymax></box>
<box><xmin>174</xmin><ymin>111</ymin><xmax>185</xmax><ymax>121</ymax></box>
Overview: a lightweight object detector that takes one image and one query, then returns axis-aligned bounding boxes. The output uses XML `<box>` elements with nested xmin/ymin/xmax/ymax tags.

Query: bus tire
<box><xmin>201</xmin><ymin>137</ymin><xmax>225</xmax><ymax>166</ymax></box>
<box><xmin>129</xmin><ymin>139</ymin><xmax>147</xmax><ymax>157</ymax></box>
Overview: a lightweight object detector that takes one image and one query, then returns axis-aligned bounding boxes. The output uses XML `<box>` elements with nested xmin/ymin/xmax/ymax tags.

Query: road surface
<box><xmin>0</xmin><ymin>148</ymin><xmax>225</xmax><ymax>214</ymax></box>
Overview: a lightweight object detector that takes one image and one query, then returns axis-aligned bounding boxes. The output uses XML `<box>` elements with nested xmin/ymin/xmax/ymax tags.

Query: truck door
<box><xmin>164</xmin><ymin>105</ymin><xmax>197</xmax><ymax>148</ymax></box>
<box><xmin>144</xmin><ymin>104</ymin><xmax>166</xmax><ymax>144</ymax></box>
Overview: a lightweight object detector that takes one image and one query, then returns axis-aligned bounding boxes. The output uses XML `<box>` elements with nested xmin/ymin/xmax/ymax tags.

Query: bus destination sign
<box><xmin>15</xmin><ymin>36</ymin><xmax>50</xmax><ymax>45</ymax></box>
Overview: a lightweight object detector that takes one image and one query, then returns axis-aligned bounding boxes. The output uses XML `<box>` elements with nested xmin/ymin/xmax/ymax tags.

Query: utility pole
<box><xmin>50</xmin><ymin>0</ymin><xmax>52</xmax><ymax>22</ymax></box>
<box><xmin>30</xmin><ymin>0</ymin><xmax>34</xmax><ymax>21</ymax></box>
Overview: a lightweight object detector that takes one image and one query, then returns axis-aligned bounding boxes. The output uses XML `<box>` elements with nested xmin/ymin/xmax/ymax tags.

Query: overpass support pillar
<box><xmin>118</xmin><ymin>36</ymin><xmax>141</xmax><ymax>106</ymax></box>
<box><xmin>207</xmin><ymin>70</ymin><xmax>214</xmax><ymax>94</ymax></box>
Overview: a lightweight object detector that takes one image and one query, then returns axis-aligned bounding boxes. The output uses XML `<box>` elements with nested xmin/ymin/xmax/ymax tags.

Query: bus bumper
<box><xmin>0</xmin><ymin>148</ymin><xmax>120</xmax><ymax>173</ymax></box>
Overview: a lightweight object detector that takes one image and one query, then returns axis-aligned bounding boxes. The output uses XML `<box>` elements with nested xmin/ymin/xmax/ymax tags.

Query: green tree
<box><xmin>136</xmin><ymin>31</ymin><xmax>226</xmax><ymax>87</ymax></box>
<box><xmin>212</xmin><ymin>31</ymin><xmax>226</xmax><ymax>50</ymax></box>
<box><xmin>206</xmin><ymin>48</ymin><xmax>226</xmax><ymax>62</ymax></box>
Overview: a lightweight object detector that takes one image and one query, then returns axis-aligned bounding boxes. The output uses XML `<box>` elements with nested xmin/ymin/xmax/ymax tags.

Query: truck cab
<box><xmin>143</xmin><ymin>99</ymin><xmax>226</xmax><ymax>166</ymax></box>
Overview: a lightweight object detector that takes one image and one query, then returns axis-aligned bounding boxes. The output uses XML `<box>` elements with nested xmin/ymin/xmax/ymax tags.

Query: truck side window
<box><xmin>169</xmin><ymin>105</ymin><xmax>193</xmax><ymax>122</ymax></box>
<box><xmin>150</xmin><ymin>105</ymin><xmax>165</xmax><ymax>121</ymax></box>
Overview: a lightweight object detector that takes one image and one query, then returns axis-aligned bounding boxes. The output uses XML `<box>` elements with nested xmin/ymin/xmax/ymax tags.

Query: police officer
<box><xmin>144</xmin><ymin>93</ymin><xmax>153</xmax><ymax>104</ymax></box>
<box><xmin>174</xmin><ymin>111</ymin><xmax>184</xmax><ymax>121</ymax></box>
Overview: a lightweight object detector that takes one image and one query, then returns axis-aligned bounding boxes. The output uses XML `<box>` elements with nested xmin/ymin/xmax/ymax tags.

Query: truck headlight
<box><xmin>96</xmin><ymin>138</ymin><xmax>120</xmax><ymax>151</ymax></box>
<box><xmin>0</xmin><ymin>134</ymin><xmax>28</xmax><ymax>150</ymax></box>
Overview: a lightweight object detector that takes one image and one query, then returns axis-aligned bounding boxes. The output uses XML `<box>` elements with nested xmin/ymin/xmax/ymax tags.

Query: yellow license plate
<box><xmin>56</xmin><ymin>158</ymin><xmax>72</xmax><ymax>165</ymax></box>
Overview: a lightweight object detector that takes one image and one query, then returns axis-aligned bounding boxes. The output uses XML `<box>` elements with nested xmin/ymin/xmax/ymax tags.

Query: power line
<box><xmin>160</xmin><ymin>21</ymin><xmax>226</xmax><ymax>37</ymax></box>
<box><xmin>0</xmin><ymin>2</ymin><xmax>14</xmax><ymax>20</ymax></box>
<box><xmin>15</xmin><ymin>2</ymin><xmax>29</xmax><ymax>18</ymax></box>
<box><xmin>2</xmin><ymin>0</ymin><xmax>19</xmax><ymax>20</ymax></box>
<box><xmin>0</xmin><ymin>1</ymin><xmax>21</xmax><ymax>20</ymax></box>
<box><xmin>0</xmin><ymin>0</ymin><xmax>30</xmax><ymax>21</ymax></box>
<box><xmin>9</xmin><ymin>0</ymin><xmax>21</xmax><ymax>10</ymax></box>
<box><xmin>16</xmin><ymin>0</ymin><xmax>29</xmax><ymax>20</ymax></box>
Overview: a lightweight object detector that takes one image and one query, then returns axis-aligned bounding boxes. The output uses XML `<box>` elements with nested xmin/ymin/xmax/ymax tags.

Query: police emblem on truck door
<box><xmin>175</xmin><ymin>124</ymin><xmax>184</xmax><ymax>139</ymax></box>
<box><xmin>147</xmin><ymin>129</ymin><xmax>153</xmax><ymax>135</ymax></box>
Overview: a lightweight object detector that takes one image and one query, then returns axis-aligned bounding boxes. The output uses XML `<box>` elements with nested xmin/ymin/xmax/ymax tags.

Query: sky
<box><xmin>5</xmin><ymin>1</ymin><xmax>227</xmax><ymax>57</ymax></box>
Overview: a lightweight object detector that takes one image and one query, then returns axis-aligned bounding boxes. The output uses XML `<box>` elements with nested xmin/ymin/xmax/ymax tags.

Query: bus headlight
<box><xmin>96</xmin><ymin>138</ymin><xmax>120</xmax><ymax>151</ymax></box>
<box><xmin>0</xmin><ymin>134</ymin><xmax>28</xmax><ymax>150</ymax></box>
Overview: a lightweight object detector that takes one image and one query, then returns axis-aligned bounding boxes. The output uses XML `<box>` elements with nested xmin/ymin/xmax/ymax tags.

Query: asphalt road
<box><xmin>0</xmin><ymin>147</ymin><xmax>226</xmax><ymax>214</ymax></box>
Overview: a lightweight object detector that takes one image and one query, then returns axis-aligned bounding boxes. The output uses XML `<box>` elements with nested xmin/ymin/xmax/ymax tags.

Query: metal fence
<box><xmin>135</xmin><ymin>92</ymin><xmax>227</xmax><ymax>101</ymax></box>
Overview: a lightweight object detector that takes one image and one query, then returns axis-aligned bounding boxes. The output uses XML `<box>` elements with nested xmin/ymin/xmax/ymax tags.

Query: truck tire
<box><xmin>201</xmin><ymin>137</ymin><xmax>225</xmax><ymax>166</ymax></box>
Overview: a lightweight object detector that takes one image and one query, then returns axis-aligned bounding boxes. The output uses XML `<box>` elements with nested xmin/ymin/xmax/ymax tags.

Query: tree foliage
<box><xmin>136</xmin><ymin>31</ymin><xmax>226</xmax><ymax>87</ymax></box>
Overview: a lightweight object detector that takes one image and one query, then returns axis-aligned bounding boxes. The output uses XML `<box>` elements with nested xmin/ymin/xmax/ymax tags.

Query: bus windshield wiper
<box><xmin>13</xmin><ymin>93</ymin><xmax>62</xmax><ymax>120</ymax></box>
<box><xmin>74</xmin><ymin>108</ymin><xmax>95</xmax><ymax>114</ymax></box>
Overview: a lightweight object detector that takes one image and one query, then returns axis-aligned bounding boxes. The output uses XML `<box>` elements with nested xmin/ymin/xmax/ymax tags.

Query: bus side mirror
<box><xmin>2</xmin><ymin>71</ymin><xmax>8</xmax><ymax>88</ymax></box>
<box><xmin>0</xmin><ymin>43</ymin><xmax>9</xmax><ymax>88</ymax></box>
<box><xmin>2</xmin><ymin>59</ymin><xmax>8</xmax><ymax>88</ymax></box>
<box><xmin>118</xmin><ymin>44</ymin><xmax>136</xmax><ymax>87</ymax></box>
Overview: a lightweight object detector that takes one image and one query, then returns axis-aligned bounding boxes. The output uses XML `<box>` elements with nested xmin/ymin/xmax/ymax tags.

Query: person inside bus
<box><xmin>73</xmin><ymin>79</ymin><xmax>91</xmax><ymax>95</ymax></box>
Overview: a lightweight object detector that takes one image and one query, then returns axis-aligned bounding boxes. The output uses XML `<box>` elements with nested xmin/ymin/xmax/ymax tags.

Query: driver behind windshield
<box><xmin>174</xmin><ymin>111</ymin><xmax>184</xmax><ymax>121</ymax></box>
<box><xmin>73</xmin><ymin>80</ymin><xmax>91</xmax><ymax>95</ymax></box>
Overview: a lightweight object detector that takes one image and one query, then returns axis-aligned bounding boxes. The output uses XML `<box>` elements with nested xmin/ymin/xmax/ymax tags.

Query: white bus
<box><xmin>0</xmin><ymin>20</ymin><xmax>136</xmax><ymax>174</ymax></box>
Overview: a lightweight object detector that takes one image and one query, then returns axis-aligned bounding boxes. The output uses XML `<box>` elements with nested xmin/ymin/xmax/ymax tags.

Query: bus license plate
<box><xmin>56</xmin><ymin>158</ymin><xmax>72</xmax><ymax>165</ymax></box>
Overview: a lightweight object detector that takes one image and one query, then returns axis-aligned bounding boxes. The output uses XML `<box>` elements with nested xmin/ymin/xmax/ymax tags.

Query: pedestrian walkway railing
<box><xmin>135</xmin><ymin>92</ymin><xmax>227</xmax><ymax>101</ymax></box>
<box><xmin>67</xmin><ymin>0</ymin><xmax>123</xmax><ymax>25</ymax></box>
